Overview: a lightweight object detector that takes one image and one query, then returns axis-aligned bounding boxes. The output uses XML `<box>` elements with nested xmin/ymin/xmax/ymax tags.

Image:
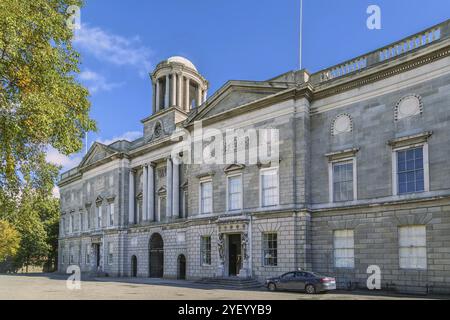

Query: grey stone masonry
<box><xmin>58</xmin><ymin>20</ymin><xmax>450</xmax><ymax>294</ymax></box>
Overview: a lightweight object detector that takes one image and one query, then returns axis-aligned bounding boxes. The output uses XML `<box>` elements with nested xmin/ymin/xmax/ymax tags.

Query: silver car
<box><xmin>266</xmin><ymin>271</ymin><xmax>337</xmax><ymax>294</ymax></box>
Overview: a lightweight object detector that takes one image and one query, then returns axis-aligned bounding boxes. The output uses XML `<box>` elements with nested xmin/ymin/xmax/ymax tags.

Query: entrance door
<box><xmin>95</xmin><ymin>244</ymin><xmax>100</xmax><ymax>268</ymax></box>
<box><xmin>228</xmin><ymin>234</ymin><xmax>242</xmax><ymax>276</ymax></box>
<box><xmin>178</xmin><ymin>255</ymin><xmax>186</xmax><ymax>280</ymax></box>
<box><xmin>131</xmin><ymin>255</ymin><xmax>137</xmax><ymax>277</ymax></box>
<box><xmin>149</xmin><ymin>233</ymin><xmax>164</xmax><ymax>278</ymax></box>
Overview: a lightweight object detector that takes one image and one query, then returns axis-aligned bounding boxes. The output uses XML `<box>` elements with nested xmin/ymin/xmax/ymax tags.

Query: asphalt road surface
<box><xmin>0</xmin><ymin>274</ymin><xmax>438</xmax><ymax>300</ymax></box>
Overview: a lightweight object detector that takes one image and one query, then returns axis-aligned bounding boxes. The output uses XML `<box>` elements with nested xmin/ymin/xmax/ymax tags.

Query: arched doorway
<box><xmin>177</xmin><ymin>255</ymin><xmax>186</xmax><ymax>280</ymax></box>
<box><xmin>131</xmin><ymin>255</ymin><xmax>137</xmax><ymax>277</ymax></box>
<box><xmin>149</xmin><ymin>233</ymin><xmax>164</xmax><ymax>278</ymax></box>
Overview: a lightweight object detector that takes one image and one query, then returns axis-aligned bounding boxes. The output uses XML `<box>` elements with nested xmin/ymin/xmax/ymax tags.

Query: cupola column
<box><xmin>164</xmin><ymin>75</ymin><xmax>170</xmax><ymax>109</ymax></box>
<box><xmin>155</xmin><ymin>79</ymin><xmax>160</xmax><ymax>113</ymax></box>
<box><xmin>176</xmin><ymin>73</ymin><xmax>182</xmax><ymax>107</ymax></box>
<box><xmin>196</xmin><ymin>85</ymin><xmax>202</xmax><ymax>108</ymax></box>
<box><xmin>170</xmin><ymin>74</ymin><xmax>176</xmax><ymax>107</ymax></box>
<box><xmin>184</xmin><ymin>77</ymin><xmax>190</xmax><ymax>110</ymax></box>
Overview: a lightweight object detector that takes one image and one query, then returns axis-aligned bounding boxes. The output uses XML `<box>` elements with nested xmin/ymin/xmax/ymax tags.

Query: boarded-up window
<box><xmin>334</xmin><ymin>230</ymin><xmax>355</xmax><ymax>268</ymax></box>
<box><xmin>399</xmin><ymin>226</ymin><xmax>427</xmax><ymax>270</ymax></box>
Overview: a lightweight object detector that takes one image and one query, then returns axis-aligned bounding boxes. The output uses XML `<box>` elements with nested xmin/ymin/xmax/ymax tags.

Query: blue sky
<box><xmin>47</xmin><ymin>0</ymin><xmax>450</xmax><ymax>175</ymax></box>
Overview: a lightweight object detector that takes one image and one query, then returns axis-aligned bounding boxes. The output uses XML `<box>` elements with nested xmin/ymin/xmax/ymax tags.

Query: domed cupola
<box><xmin>151</xmin><ymin>56</ymin><xmax>208</xmax><ymax>114</ymax></box>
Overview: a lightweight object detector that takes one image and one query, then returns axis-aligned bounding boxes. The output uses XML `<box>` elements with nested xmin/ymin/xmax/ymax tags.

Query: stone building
<box><xmin>58</xmin><ymin>20</ymin><xmax>450</xmax><ymax>294</ymax></box>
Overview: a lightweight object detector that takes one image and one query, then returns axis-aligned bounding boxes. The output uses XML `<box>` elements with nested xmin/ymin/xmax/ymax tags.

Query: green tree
<box><xmin>0</xmin><ymin>219</ymin><xmax>20</xmax><ymax>262</ymax></box>
<box><xmin>0</xmin><ymin>0</ymin><xmax>96</xmax><ymax>198</ymax></box>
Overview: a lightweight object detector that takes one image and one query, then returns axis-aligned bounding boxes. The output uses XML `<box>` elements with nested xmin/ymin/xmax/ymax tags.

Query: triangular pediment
<box><xmin>79</xmin><ymin>142</ymin><xmax>117</xmax><ymax>168</ymax></box>
<box><xmin>186</xmin><ymin>81</ymin><xmax>285</xmax><ymax>124</ymax></box>
<box><xmin>224</xmin><ymin>164</ymin><xmax>246</xmax><ymax>173</ymax></box>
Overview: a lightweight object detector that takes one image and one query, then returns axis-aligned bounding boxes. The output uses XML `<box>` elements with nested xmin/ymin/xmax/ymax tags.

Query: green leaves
<box><xmin>0</xmin><ymin>0</ymin><xmax>96</xmax><ymax>193</ymax></box>
<box><xmin>0</xmin><ymin>220</ymin><xmax>20</xmax><ymax>262</ymax></box>
<box><xmin>0</xmin><ymin>0</ymin><xmax>94</xmax><ymax>271</ymax></box>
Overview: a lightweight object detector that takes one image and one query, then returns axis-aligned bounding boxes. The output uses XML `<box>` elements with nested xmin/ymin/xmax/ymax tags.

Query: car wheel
<box><xmin>305</xmin><ymin>284</ymin><xmax>316</xmax><ymax>295</ymax></box>
<box><xmin>268</xmin><ymin>283</ymin><xmax>277</xmax><ymax>291</ymax></box>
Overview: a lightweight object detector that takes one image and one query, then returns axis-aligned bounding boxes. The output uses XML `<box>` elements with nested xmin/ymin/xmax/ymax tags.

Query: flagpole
<box><xmin>299</xmin><ymin>0</ymin><xmax>303</xmax><ymax>70</ymax></box>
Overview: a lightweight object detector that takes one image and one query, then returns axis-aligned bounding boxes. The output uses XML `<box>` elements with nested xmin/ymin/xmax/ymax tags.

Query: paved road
<box><xmin>0</xmin><ymin>274</ymin><xmax>436</xmax><ymax>300</ymax></box>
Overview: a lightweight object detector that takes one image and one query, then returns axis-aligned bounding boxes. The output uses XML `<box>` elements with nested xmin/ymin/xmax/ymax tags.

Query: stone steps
<box><xmin>195</xmin><ymin>277</ymin><xmax>263</xmax><ymax>289</ymax></box>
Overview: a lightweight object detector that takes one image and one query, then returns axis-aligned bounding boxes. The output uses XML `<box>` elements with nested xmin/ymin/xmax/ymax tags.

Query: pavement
<box><xmin>0</xmin><ymin>273</ymin><xmax>444</xmax><ymax>300</ymax></box>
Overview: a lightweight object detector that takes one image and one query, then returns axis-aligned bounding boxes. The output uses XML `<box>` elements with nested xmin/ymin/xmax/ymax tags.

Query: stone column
<box><xmin>164</xmin><ymin>75</ymin><xmax>170</xmax><ymax>109</ymax></box>
<box><xmin>171</xmin><ymin>74</ymin><xmax>176</xmax><ymax>107</ymax></box>
<box><xmin>166</xmin><ymin>158</ymin><xmax>173</xmax><ymax>220</ymax></box>
<box><xmin>142</xmin><ymin>165</ymin><xmax>148</xmax><ymax>222</ymax></box>
<box><xmin>152</xmin><ymin>83</ymin><xmax>156</xmax><ymax>114</ymax></box>
<box><xmin>172</xmin><ymin>157</ymin><xmax>180</xmax><ymax>218</ymax></box>
<box><xmin>184</xmin><ymin>77</ymin><xmax>190</xmax><ymax>110</ymax></box>
<box><xmin>196</xmin><ymin>85</ymin><xmax>202</xmax><ymax>108</ymax></box>
<box><xmin>203</xmin><ymin>89</ymin><xmax>207</xmax><ymax>103</ymax></box>
<box><xmin>177</xmin><ymin>73</ymin><xmax>182</xmax><ymax>107</ymax></box>
<box><xmin>155</xmin><ymin>79</ymin><xmax>160</xmax><ymax>112</ymax></box>
<box><xmin>148</xmin><ymin>164</ymin><xmax>155</xmax><ymax>222</ymax></box>
<box><xmin>128</xmin><ymin>169</ymin><xmax>135</xmax><ymax>224</ymax></box>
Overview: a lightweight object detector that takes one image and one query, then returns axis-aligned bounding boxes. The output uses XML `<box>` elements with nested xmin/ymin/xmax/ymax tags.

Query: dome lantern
<box><xmin>150</xmin><ymin>56</ymin><xmax>208</xmax><ymax>114</ymax></box>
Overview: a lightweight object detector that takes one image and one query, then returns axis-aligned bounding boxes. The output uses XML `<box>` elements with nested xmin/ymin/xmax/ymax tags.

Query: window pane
<box><xmin>228</xmin><ymin>176</ymin><xmax>242</xmax><ymax>211</ymax></box>
<box><xmin>261</xmin><ymin>169</ymin><xmax>278</xmax><ymax>207</ymax></box>
<box><xmin>333</xmin><ymin>162</ymin><xmax>354</xmax><ymax>202</ymax></box>
<box><xmin>397</xmin><ymin>147</ymin><xmax>425</xmax><ymax>195</ymax></box>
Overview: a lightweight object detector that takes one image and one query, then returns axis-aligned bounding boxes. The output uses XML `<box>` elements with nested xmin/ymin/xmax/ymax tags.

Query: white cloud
<box><xmin>74</xmin><ymin>24</ymin><xmax>153</xmax><ymax>76</ymax></box>
<box><xmin>79</xmin><ymin>69</ymin><xmax>123</xmax><ymax>93</ymax></box>
<box><xmin>46</xmin><ymin>147</ymin><xmax>82</xmax><ymax>170</ymax></box>
<box><xmin>96</xmin><ymin>131</ymin><xmax>142</xmax><ymax>146</ymax></box>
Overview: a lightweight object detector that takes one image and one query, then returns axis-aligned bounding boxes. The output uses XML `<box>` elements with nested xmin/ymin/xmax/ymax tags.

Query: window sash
<box><xmin>334</xmin><ymin>230</ymin><xmax>355</xmax><ymax>268</ymax></box>
<box><xmin>200</xmin><ymin>181</ymin><xmax>212</xmax><ymax>214</ymax></box>
<box><xmin>333</xmin><ymin>161</ymin><xmax>354</xmax><ymax>202</ymax></box>
<box><xmin>261</xmin><ymin>169</ymin><xmax>279</xmax><ymax>207</ymax></box>
<box><xmin>262</xmin><ymin>233</ymin><xmax>278</xmax><ymax>266</ymax></box>
<box><xmin>109</xmin><ymin>203</ymin><xmax>114</xmax><ymax>226</ymax></box>
<box><xmin>228</xmin><ymin>176</ymin><xmax>242</xmax><ymax>211</ymax></box>
<box><xmin>200</xmin><ymin>236</ymin><xmax>212</xmax><ymax>265</ymax></box>
<box><xmin>397</xmin><ymin>147</ymin><xmax>425</xmax><ymax>194</ymax></box>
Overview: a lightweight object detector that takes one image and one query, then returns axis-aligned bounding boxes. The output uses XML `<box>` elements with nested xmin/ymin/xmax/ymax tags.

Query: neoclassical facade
<box><xmin>59</xmin><ymin>20</ymin><xmax>450</xmax><ymax>294</ymax></box>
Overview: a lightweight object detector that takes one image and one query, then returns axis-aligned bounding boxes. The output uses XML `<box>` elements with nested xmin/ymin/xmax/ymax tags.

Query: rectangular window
<box><xmin>262</xmin><ymin>233</ymin><xmax>278</xmax><ymax>266</ymax></box>
<box><xmin>69</xmin><ymin>215</ymin><xmax>74</xmax><ymax>234</ymax></box>
<box><xmin>69</xmin><ymin>246</ymin><xmax>74</xmax><ymax>264</ymax></box>
<box><xmin>261</xmin><ymin>168</ymin><xmax>279</xmax><ymax>207</ymax></box>
<box><xmin>399</xmin><ymin>226</ymin><xmax>427</xmax><ymax>270</ymax></box>
<box><xmin>228</xmin><ymin>175</ymin><xmax>242</xmax><ymax>211</ymax></box>
<box><xmin>181</xmin><ymin>190</ymin><xmax>188</xmax><ymax>218</ymax></box>
<box><xmin>85</xmin><ymin>211</ymin><xmax>89</xmax><ymax>230</ymax></box>
<box><xmin>397</xmin><ymin>147</ymin><xmax>425</xmax><ymax>194</ymax></box>
<box><xmin>97</xmin><ymin>206</ymin><xmax>102</xmax><ymax>229</ymax></box>
<box><xmin>200</xmin><ymin>181</ymin><xmax>213</xmax><ymax>214</ymax></box>
<box><xmin>109</xmin><ymin>203</ymin><xmax>114</xmax><ymax>227</ymax></box>
<box><xmin>108</xmin><ymin>243</ymin><xmax>113</xmax><ymax>265</ymax></box>
<box><xmin>333</xmin><ymin>161</ymin><xmax>354</xmax><ymax>202</ymax></box>
<box><xmin>200</xmin><ymin>236</ymin><xmax>212</xmax><ymax>266</ymax></box>
<box><xmin>61</xmin><ymin>218</ymin><xmax>66</xmax><ymax>235</ymax></box>
<box><xmin>158</xmin><ymin>196</ymin><xmax>166</xmax><ymax>221</ymax></box>
<box><xmin>85</xmin><ymin>244</ymin><xmax>90</xmax><ymax>265</ymax></box>
<box><xmin>334</xmin><ymin>230</ymin><xmax>355</xmax><ymax>268</ymax></box>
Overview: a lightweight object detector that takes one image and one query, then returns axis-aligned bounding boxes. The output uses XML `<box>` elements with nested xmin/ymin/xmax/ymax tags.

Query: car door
<box><xmin>278</xmin><ymin>272</ymin><xmax>296</xmax><ymax>290</ymax></box>
<box><xmin>294</xmin><ymin>272</ymin><xmax>308</xmax><ymax>291</ymax></box>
